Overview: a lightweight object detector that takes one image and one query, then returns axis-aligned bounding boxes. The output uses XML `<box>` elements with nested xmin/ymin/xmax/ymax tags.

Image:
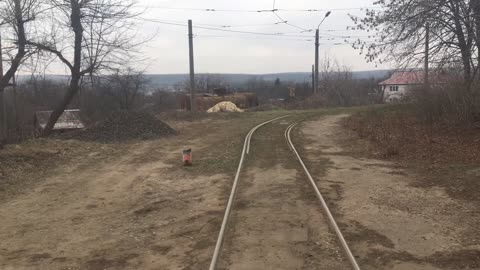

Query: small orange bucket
<box><xmin>183</xmin><ymin>149</ymin><xmax>192</xmax><ymax>166</ymax></box>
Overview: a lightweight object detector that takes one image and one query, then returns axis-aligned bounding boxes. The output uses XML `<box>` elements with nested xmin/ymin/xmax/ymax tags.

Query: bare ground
<box><xmin>218</xmin><ymin>119</ymin><xmax>348</xmax><ymax>270</ymax></box>
<box><xmin>3</xmin><ymin>110</ymin><xmax>478</xmax><ymax>270</ymax></box>
<box><xmin>298</xmin><ymin>114</ymin><xmax>480</xmax><ymax>270</ymax></box>
<box><xmin>0</xmin><ymin>112</ymin><xmax>290</xmax><ymax>270</ymax></box>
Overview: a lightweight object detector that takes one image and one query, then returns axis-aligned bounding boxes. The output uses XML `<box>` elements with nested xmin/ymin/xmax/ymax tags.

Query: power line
<box><xmin>272</xmin><ymin>11</ymin><xmax>312</xmax><ymax>32</ymax></box>
<box><xmin>134</xmin><ymin>17</ymin><xmax>315</xmax><ymax>37</ymax></box>
<box><xmin>193</xmin><ymin>35</ymin><xmax>358</xmax><ymax>46</ymax></box>
<box><xmin>194</xmin><ymin>35</ymin><xmax>313</xmax><ymax>42</ymax></box>
<box><xmin>270</xmin><ymin>0</ymin><xmax>313</xmax><ymax>33</ymax></box>
<box><xmin>135</xmin><ymin>6</ymin><xmax>380</xmax><ymax>13</ymax></box>
<box><xmin>141</xmin><ymin>18</ymin><xmax>300</xmax><ymax>29</ymax></box>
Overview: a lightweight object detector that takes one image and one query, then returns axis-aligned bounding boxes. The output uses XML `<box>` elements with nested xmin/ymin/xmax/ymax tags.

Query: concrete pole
<box><xmin>424</xmin><ymin>23</ymin><xmax>430</xmax><ymax>88</ymax></box>
<box><xmin>315</xmin><ymin>29</ymin><xmax>319</xmax><ymax>95</ymax></box>
<box><xmin>311</xmin><ymin>64</ymin><xmax>315</xmax><ymax>94</ymax></box>
<box><xmin>0</xmin><ymin>32</ymin><xmax>6</xmax><ymax>143</ymax></box>
<box><xmin>188</xmin><ymin>20</ymin><xmax>196</xmax><ymax>112</ymax></box>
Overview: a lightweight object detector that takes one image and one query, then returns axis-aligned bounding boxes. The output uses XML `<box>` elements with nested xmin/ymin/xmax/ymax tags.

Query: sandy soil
<box><xmin>218</xmin><ymin>119</ymin><xmax>348</xmax><ymax>270</ymax></box>
<box><xmin>3</xmin><ymin>111</ymin><xmax>478</xmax><ymax>270</ymax></box>
<box><xmin>0</xmin><ymin>114</ymin><xmax>282</xmax><ymax>270</ymax></box>
<box><xmin>299</xmin><ymin>115</ymin><xmax>480</xmax><ymax>270</ymax></box>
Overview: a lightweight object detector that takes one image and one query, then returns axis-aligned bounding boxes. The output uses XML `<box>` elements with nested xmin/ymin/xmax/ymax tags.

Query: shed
<box><xmin>34</xmin><ymin>109</ymin><xmax>85</xmax><ymax>132</ymax></box>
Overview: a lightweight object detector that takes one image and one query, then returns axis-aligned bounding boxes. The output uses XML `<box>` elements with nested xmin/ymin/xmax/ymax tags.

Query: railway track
<box><xmin>209</xmin><ymin>117</ymin><xmax>360</xmax><ymax>270</ymax></box>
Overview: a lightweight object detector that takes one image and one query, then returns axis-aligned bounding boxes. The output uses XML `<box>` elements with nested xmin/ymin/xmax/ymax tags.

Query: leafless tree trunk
<box><xmin>26</xmin><ymin>0</ymin><xmax>140</xmax><ymax>136</ymax></box>
<box><xmin>0</xmin><ymin>0</ymin><xmax>37</xmax><ymax>92</ymax></box>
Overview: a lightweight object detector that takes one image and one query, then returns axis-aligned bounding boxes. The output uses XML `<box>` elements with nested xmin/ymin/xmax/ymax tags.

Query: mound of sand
<box><xmin>207</xmin><ymin>101</ymin><xmax>244</xmax><ymax>113</ymax></box>
<box><xmin>64</xmin><ymin>111</ymin><xmax>176</xmax><ymax>142</ymax></box>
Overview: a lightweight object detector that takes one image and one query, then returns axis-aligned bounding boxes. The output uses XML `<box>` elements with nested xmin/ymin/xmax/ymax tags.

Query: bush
<box><xmin>410</xmin><ymin>78</ymin><xmax>480</xmax><ymax>125</ymax></box>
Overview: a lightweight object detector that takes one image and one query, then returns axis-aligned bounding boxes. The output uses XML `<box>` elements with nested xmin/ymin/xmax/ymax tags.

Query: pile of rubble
<box><xmin>64</xmin><ymin>111</ymin><xmax>176</xmax><ymax>142</ymax></box>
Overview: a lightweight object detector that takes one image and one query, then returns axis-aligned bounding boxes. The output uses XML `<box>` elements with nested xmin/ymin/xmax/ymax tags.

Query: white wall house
<box><xmin>379</xmin><ymin>71</ymin><xmax>424</xmax><ymax>103</ymax></box>
<box><xmin>378</xmin><ymin>71</ymin><xmax>446</xmax><ymax>103</ymax></box>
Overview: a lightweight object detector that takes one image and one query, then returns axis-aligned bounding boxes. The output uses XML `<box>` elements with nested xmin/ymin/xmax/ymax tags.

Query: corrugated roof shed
<box><xmin>34</xmin><ymin>109</ymin><xmax>85</xmax><ymax>131</ymax></box>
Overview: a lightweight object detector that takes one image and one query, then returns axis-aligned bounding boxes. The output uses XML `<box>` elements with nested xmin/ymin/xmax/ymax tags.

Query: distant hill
<box><xmin>144</xmin><ymin>70</ymin><xmax>392</xmax><ymax>89</ymax></box>
<box><xmin>15</xmin><ymin>70</ymin><xmax>392</xmax><ymax>90</ymax></box>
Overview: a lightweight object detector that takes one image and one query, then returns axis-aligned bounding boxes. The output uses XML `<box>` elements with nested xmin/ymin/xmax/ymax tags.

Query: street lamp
<box><xmin>315</xmin><ymin>11</ymin><xmax>331</xmax><ymax>95</ymax></box>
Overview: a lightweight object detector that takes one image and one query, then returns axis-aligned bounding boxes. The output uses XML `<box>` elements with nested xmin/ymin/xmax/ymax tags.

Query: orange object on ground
<box><xmin>183</xmin><ymin>149</ymin><xmax>192</xmax><ymax>166</ymax></box>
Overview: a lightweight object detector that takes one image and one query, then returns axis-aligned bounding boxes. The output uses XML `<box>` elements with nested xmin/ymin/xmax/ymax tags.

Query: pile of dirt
<box><xmin>64</xmin><ymin>111</ymin><xmax>176</xmax><ymax>142</ymax></box>
<box><xmin>207</xmin><ymin>101</ymin><xmax>244</xmax><ymax>113</ymax></box>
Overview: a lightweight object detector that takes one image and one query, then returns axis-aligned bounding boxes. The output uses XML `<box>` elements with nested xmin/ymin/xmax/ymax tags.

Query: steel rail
<box><xmin>208</xmin><ymin>115</ymin><xmax>290</xmax><ymax>270</ymax></box>
<box><xmin>285</xmin><ymin>122</ymin><xmax>361</xmax><ymax>270</ymax></box>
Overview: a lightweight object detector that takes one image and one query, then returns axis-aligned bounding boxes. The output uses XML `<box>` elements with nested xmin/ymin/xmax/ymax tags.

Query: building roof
<box><xmin>34</xmin><ymin>109</ymin><xmax>85</xmax><ymax>130</ymax></box>
<box><xmin>379</xmin><ymin>71</ymin><xmax>447</xmax><ymax>85</ymax></box>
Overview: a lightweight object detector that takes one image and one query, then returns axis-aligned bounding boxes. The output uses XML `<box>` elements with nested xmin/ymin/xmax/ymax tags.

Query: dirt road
<box><xmin>0</xmin><ymin>114</ymin><xmax>288</xmax><ymax>270</ymax></box>
<box><xmin>1</xmin><ymin>111</ymin><xmax>478</xmax><ymax>270</ymax></box>
<box><xmin>299</xmin><ymin>115</ymin><xmax>480</xmax><ymax>270</ymax></box>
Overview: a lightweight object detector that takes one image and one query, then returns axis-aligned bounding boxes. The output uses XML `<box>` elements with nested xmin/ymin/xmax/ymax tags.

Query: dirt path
<box><xmin>0</xmin><ymin>115</ymin><xmax>277</xmax><ymax>270</ymax></box>
<box><xmin>0</xmin><ymin>139</ymin><xmax>225</xmax><ymax>270</ymax></box>
<box><xmin>0</xmin><ymin>112</ymin><xmax>303</xmax><ymax>270</ymax></box>
<box><xmin>299</xmin><ymin>115</ymin><xmax>480</xmax><ymax>270</ymax></box>
<box><xmin>218</xmin><ymin>119</ymin><xmax>349</xmax><ymax>270</ymax></box>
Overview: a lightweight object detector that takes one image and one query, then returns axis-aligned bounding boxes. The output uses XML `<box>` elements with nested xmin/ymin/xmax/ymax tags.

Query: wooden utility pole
<box><xmin>424</xmin><ymin>23</ymin><xmax>430</xmax><ymax>88</ymax></box>
<box><xmin>0</xmin><ymin>32</ymin><xmax>7</xmax><ymax>143</ymax></box>
<box><xmin>188</xmin><ymin>20</ymin><xmax>196</xmax><ymax>112</ymax></box>
<box><xmin>315</xmin><ymin>29</ymin><xmax>319</xmax><ymax>95</ymax></box>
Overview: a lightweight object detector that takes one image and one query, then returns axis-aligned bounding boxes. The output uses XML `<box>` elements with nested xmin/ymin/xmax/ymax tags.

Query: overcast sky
<box><xmin>41</xmin><ymin>0</ymin><xmax>385</xmax><ymax>75</ymax></box>
<box><xmin>133</xmin><ymin>0</ymin><xmax>386</xmax><ymax>74</ymax></box>
<box><xmin>127</xmin><ymin>0</ymin><xmax>387</xmax><ymax>74</ymax></box>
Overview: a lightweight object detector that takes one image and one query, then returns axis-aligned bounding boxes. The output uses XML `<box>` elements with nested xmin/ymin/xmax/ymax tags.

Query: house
<box><xmin>379</xmin><ymin>71</ymin><xmax>447</xmax><ymax>103</ymax></box>
<box><xmin>34</xmin><ymin>109</ymin><xmax>85</xmax><ymax>133</ymax></box>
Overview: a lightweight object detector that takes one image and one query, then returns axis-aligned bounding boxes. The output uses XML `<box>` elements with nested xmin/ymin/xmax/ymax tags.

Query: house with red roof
<box><xmin>379</xmin><ymin>71</ymin><xmax>447</xmax><ymax>102</ymax></box>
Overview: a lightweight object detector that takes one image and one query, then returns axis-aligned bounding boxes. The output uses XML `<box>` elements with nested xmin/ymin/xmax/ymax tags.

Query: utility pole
<box><xmin>424</xmin><ymin>23</ymin><xmax>430</xmax><ymax>88</ymax></box>
<box><xmin>314</xmin><ymin>11</ymin><xmax>331</xmax><ymax>95</ymax></box>
<box><xmin>0</xmin><ymin>32</ymin><xmax>6</xmax><ymax>144</ymax></box>
<box><xmin>311</xmin><ymin>64</ymin><xmax>315</xmax><ymax>94</ymax></box>
<box><xmin>12</xmin><ymin>71</ymin><xmax>18</xmax><ymax>137</ymax></box>
<box><xmin>315</xmin><ymin>29</ymin><xmax>319</xmax><ymax>95</ymax></box>
<box><xmin>188</xmin><ymin>20</ymin><xmax>196</xmax><ymax>112</ymax></box>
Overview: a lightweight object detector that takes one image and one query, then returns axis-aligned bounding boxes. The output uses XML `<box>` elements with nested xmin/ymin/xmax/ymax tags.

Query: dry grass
<box><xmin>345</xmin><ymin>105</ymin><xmax>480</xmax><ymax>163</ymax></box>
<box><xmin>344</xmin><ymin>105</ymin><xmax>480</xmax><ymax>203</ymax></box>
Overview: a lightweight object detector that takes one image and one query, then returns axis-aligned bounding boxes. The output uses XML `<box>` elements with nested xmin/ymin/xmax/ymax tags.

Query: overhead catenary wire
<box><xmin>194</xmin><ymin>34</ymin><xmax>313</xmax><ymax>41</ymax></box>
<box><xmin>134</xmin><ymin>17</ymin><xmax>376</xmax><ymax>45</ymax></box>
<box><xmin>136</xmin><ymin>16</ymin><xmax>371</xmax><ymax>34</ymax></box>
<box><xmin>132</xmin><ymin>5</ymin><xmax>380</xmax><ymax>13</ymax></box>
<box><xmin>270</xmin><ymin>0</ymin><xmax>313</xmax><ymax>33</ymax></box>
<box><xmin>134</xmin><ymin>17</ymin><xmax>317</xmax><ymax>38</ymax></box>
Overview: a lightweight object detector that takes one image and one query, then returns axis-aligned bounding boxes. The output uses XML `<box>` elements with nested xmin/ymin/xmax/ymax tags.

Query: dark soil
<box><xmin>63</xmin><ymin>111</ymin><xmax>176</xmax><ymax>143</ymax></box>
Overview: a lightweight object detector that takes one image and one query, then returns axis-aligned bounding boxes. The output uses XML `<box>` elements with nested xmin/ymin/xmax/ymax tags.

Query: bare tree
<box><xmin>181</xmin><ymin>74</ymin><xmax>227</xmax><ymax>93</ymax></box>
<box><xmin>27</xmin><ymin>0</ymin><xmax>140</xmax><ymax>135</ymax></box>
<box><xmin>351</xmin><ymin>0</ymin><xmax>479</xmax><ymax>87</ymax></box>
<box><xmin>0</xmin><ymin>0</ymin><xmax>40</xmax><ymax>91</ymax></box>
<box><xmin>100</xmin><ymin>67</ymin><xmax>148</xmax><ymax>110</ymax></box>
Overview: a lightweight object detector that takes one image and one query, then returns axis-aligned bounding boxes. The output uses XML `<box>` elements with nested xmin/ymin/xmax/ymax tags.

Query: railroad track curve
<box><xmin>208</xmin><ymin>117</ymin><xmax>360</xmax><ymax>270</ymax></box>
<box><xmin>208</xmin><ymin>115</ymin><xmax>291</xmax><ymax>270</ymax></box>
<box><xmin>285</xmin><ymin>122</ymin><xmax>361</xmax><ymax>270</ymax></box>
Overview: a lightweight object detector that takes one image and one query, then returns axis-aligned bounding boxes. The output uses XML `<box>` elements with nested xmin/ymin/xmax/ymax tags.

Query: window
<box><xmin>389</xmin><ymin>86</ymin><xmax>399</xmax><ymax>92</ymax></box>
